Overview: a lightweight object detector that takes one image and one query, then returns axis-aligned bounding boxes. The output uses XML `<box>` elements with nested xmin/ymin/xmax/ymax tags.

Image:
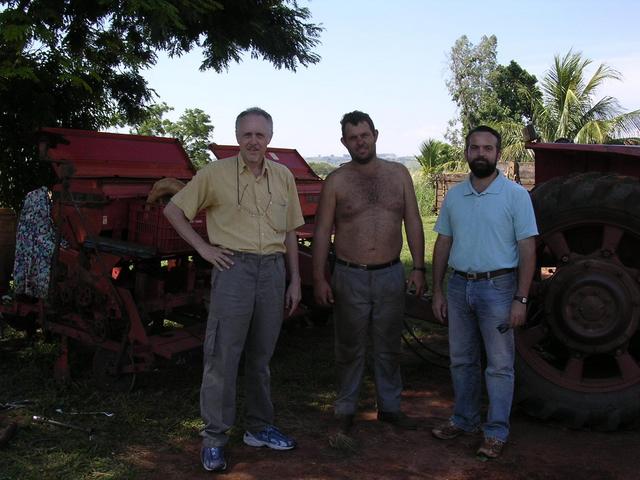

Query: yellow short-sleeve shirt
<box><xmin>171</xmin><ymin>155</ymin><xmax>304</xmax><ymax>254</ymax></box>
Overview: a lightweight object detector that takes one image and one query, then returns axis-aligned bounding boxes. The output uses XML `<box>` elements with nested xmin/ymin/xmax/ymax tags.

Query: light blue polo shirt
<box><xmin>434</xmin><ymin>170</ymin><xmax>538</xmax><ymax>272</ymax></box>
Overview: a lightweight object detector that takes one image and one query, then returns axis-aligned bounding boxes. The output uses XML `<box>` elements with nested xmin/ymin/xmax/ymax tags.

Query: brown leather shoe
<box><xmin>377</xmin><ymin>411</ymin><xmax>418</xmax><ymax>430</ymax></box>
<box><xmin>476</xmin><ymin>436</ymin><xmax>505</xmax><ymax>458</ymax></box>
<box><xmin>431</xmin><ymin>420</ymin><xmax>477</xmax><ymax>440</ymax></box>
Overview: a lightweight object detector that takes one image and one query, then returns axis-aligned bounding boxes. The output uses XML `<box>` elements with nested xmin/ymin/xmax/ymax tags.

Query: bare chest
<box><xmin>335</xmin><ymin>172</ymin><xmax>404</xmax><ymax>222</ymax></box>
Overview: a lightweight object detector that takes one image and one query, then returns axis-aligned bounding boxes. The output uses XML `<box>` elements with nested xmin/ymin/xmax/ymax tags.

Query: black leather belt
<box><xmin>454</xmin><ymin>268</ymin><xmax>516</xmax><ymax>280</ymax></box>
<box><xmin>335</xmin><ymin>257</ymin><xmax>401</xmax><ymax>271</ymax></box>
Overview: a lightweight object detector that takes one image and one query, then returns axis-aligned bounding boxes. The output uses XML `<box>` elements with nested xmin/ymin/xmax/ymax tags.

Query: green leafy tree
<box><xmin>132</xmin><ymin>103</ymin><xmax>214</xmax><ymax>169</ymax></box>
<box><xmin>484</xmin><ymin>61</ymin><xmax>541</xmax><ymax>124</ymax></box>
<box><xmin>412</xmin><ymin>140</ymin><xmax>463</xmax><ymax>215</ymax></box>
<box><xmin>170</xmin><ymin>108</ymin><xmax>215</xmax><ymax>169</ymax></box>
<box><xmin>0</xmin><ymin>0</ymin><xmax>322</xmax><ymax>209</ymax></box>
<box><xmin>533</xmin><ymin>50</ymin><xmax>640</xmax><ymax>143</ymax></box>
<box><xmin>445</xmin><ymin>36</ymin><xmax>542</xmax><ymax>160</ymax></box>
<box><xmin>445</xmin><ymin>35</ymin><xmax>498</xmax><ymax>137</ymax></box>
<box><xmin>134</xmin><ymin>103</ymin><xmax>176</xmax><ymax>137</ymax></box>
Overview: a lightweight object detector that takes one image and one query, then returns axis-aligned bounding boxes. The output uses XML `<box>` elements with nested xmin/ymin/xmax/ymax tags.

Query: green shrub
<box><xmin>412</xmin><ymin>170</ymin><xmax>436</xmax><ymax>216</ymax></box>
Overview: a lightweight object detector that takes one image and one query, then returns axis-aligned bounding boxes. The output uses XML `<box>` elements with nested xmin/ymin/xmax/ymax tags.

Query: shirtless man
<box><xmin>313</xmin><ymin>110</ymin><xmax>425</xmax><ymax>433</ymax></box>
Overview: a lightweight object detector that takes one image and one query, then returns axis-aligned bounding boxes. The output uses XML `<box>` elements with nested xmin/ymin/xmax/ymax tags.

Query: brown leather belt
<box><xmin>454</xmin><ymin>268</ymin><xmax>516</xmax><ymax>281</ymax></box>
<box><xmin>335</xmin><ymin>257</ymin><xmax>401</xmax><ymax>271</ymax></box>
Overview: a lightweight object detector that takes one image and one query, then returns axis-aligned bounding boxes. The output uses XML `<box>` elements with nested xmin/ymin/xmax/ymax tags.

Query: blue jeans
<box><xmin>446</xmin><ymin>271</ymin><xmax>516</xmax><ymax>442</ymax></box>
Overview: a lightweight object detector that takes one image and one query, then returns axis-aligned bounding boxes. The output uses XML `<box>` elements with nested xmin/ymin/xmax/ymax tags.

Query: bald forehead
<box><xmin>236</xmin><ymin>114</ymin><xmax>273</xmax><ymax>136</ymax></box>
<box><xmin>236</xmin><ymin>113</ymin><xmax>272</xmax><ymax>134</ymax></box>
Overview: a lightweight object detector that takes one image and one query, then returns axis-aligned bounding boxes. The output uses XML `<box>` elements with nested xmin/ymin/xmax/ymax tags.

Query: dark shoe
<box><xmin>477</xmin><ymin>436</ymin><xmax>505</xmax><ymax>459</ymax></box>
<box><xmin>377</xmin><ymin>411</ymin><xmax>418</xmax><ymax>430</ymax></box>
<box><xmin>201</xmin><ymin>446</ymin><xmax>227</xmax><ymax>472</ymax></box>
<box><xmin>328</xmin><ymin>414</ymin><xmax>357</xmax><ymax>451</ymax></box>
<box><xmin>243</xmin><ymin>425</ymin><xmax>296</xmax><ymax>450</ymax></box>
<box><xmin>335</xmin><ymin>413</ymin><xmax>354</xmax><ymax>434</ymax></box>
<box><xmin>431</xmin><ymin>420</ymin><xmax>477</xmax><ymax>440</ymax></box>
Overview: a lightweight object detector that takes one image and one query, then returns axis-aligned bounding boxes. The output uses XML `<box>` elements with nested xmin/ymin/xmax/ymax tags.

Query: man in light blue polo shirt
<box><xmin>430</xmin><ymin>125</ymin><xmax>537</xmax><ymax>459</ymax></box>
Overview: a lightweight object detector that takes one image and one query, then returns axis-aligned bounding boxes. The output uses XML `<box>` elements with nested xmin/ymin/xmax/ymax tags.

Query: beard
<box><xmin>352</xmin><ymin>153</ymin><xmax>374</xmax><ymax>164</ymax></box>
<box><xmin>469</xmin><ymin>157</ymin><xmax>497</xmax><ymax>178</ymax></box>
<box><xmin>350</xmin><ymin>145</ymin><xmax>376</xmax><ymax>164</ymax></box>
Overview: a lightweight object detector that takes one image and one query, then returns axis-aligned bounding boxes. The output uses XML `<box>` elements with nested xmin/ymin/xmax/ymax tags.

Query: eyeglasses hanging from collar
<box><xmin>236</xmin><ymin>156</ymin><xmax>272</xmax><ymax>217</ymax></box>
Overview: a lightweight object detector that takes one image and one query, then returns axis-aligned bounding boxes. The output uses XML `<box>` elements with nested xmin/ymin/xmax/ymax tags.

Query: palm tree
<box><xmin>533</xmin><ymin>50</ymin><xmax>640</xmax><ymax>143</ymax></box>
<box><xmin>489</xmin><ymin>120</ymin><xmax>535</xmax><ymax>163</ymax></box>
<box><xmin>415</xmin><ymin>139</ymin><xmax>464</xmax><ymax>175</ymax></box>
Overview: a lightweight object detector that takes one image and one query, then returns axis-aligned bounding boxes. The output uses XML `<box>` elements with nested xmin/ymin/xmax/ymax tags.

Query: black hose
<box><xmin>402</xmin><ymin>318</ymin><xmax>449</xmax><ymax>369</ymax></box>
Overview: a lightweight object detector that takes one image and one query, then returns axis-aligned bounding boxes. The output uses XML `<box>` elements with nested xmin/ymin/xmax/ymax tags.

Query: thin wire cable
<box><xmin>402</xmin><ymin>318</ymin><xmax>450</xmax><ymax>368</ymax></box>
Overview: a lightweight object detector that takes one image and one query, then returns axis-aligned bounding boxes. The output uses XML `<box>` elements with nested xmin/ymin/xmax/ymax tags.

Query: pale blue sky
<box><xmin>142</xmin><ymin>0</ymin><xmax>640</xmax><ymax>157</ymax></box>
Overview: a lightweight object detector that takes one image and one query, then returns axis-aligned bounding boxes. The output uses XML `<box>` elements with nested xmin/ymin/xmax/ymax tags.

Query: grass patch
<box><xmin>0</xmin><ymin>328</ymin><xmax>204</xmax><ymax>479</ymax></box>
<box><xmin>0</xmin><ymin>321</ymin><xmax>343</xmax><ymax>479</ymax></box>
<box><xmin>401</xmin><ymin>214</ymin><xmax>437</xmax><ymax>281</ymax></box>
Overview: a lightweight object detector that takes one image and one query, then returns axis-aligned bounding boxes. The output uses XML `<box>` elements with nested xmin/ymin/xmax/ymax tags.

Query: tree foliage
<box><xmin>0</xmin><ymin>0</ymin><xmax>322</xmax><ymax>209</ymax></box>
<box><xmin>445</xmin><ymin>35</ymin><xmax>542</xmax><ymax>160</ymax></box>
<box><xmin>445</xmin><ymin>35</ymin><xmax>498</xmax><ymax>135</ymax></box>
<box><xmin>308</xmin><ymin>161</ymin><xmax>335</xmax><ymax>179</ymax></box>
<box><xmin>533</xmin><ymin>50</ymin><xmax>640</xmax><ymax>143</ymax></box>
<box><xmin>131</xmin><ymin>102</ymin><xmax>214</xmax><ymax>169</ymax></box>
<box><xmin>485</xmin><ymin>61</ymin><xmax>541</xmax><ymax>124</ymax></box>
<box><xmin>415</xmin><ymin>139</ymin><xmax>464</xmax><ymax>175</ymax></box>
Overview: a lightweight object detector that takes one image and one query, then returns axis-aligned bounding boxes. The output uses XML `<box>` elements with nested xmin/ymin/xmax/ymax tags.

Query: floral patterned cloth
<box><xmin>12</xmin><ymin>187</ymin><xmax>57</xmax><ymax>298</ymax></box>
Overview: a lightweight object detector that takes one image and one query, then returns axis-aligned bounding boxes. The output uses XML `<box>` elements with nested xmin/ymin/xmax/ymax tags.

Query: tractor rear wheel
<box><xmin>516</xmin><ymin>173</ymin><xmax>640</xmax><ymax>430</ymax></box>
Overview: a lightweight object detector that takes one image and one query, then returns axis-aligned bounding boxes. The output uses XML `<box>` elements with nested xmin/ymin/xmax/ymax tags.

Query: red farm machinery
<box><xmin>1</xmin><ymin>127</ymin><xmax>640</xmax><ymax>429</ymax></box>
<box><xmin>511</xmin><ymin>141</ymin><xmax>640</xmax><ymax>430</ymax></box>
<box><xmin>0</xmin><ymin>128</ymin><xmax>322</xmax><ymax>389</ymax></box>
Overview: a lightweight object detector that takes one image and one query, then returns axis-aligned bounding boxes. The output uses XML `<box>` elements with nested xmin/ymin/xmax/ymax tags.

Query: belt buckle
<box><xmin>467</xmin><ymin>272</ymin><xmax>478</xmax><ymax>280</ymax></box>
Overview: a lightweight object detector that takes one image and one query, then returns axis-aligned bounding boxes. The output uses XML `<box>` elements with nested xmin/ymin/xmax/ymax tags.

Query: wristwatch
<box><xmin>513</xmin><ymin>295</ymin><xmax>528</xmax><ymax>304</ymax></box>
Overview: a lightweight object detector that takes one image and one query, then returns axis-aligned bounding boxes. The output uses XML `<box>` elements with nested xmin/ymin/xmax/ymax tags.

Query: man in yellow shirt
<box><xmin>164</xmin><ymin>107</ymin><xmax>304</xmax><ymax>473</ymax></box>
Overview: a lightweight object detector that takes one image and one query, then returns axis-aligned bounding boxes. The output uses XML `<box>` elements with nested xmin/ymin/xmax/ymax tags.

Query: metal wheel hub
<box><xmin>545</xmin><ymin>258</ymin><xmax>639</xmax><ymax>353</ymax></box>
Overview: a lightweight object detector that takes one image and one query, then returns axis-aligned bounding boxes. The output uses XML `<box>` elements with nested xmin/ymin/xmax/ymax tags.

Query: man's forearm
<box><xmin>312</xmin><ymin>229</ymin><xmax>331</xmax><ymax>282</ymax></box>
<box><xmin>432</xmin><ymin>235</ymin><xmax>452</xmax><ymax>294</ymax></box>
<box><xmin>284</xmin><ymin>230</ymin><xmax>300</xmax><ymax>280</ymax></box>
<box><xmin>516</xmin><ymin>237</ymin><xmax>536</xmax><ymax>296</ymax></box>
<box><xmin>163</xmin><ymin>201</ymin><xmax>209</xmax><ymax>252</ymax></box>
<box><xmin>405</xmin><ymin>217</ymin><xmax>425</xmax><ymax>269</ymax></box>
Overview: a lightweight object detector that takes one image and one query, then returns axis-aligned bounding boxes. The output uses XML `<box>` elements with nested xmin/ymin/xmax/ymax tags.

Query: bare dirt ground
<box><xmin>126</xmin><ymin>331</ymin><xmax>640</xmax><ymax>480</ymax></box>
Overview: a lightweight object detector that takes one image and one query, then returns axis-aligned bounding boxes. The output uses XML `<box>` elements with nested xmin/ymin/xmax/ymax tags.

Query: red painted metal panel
<box><xmin>526</xmin><ymin>142</ymin><xmax>640</xmax><ymax>184</ymax></box>
<box><xmin>40</xmin><ymin>127</ymin><xmax>196</xmax><ymax>180</ymax></box>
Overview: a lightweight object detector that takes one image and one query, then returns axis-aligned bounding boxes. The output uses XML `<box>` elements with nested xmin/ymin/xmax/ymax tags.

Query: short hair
<box><xmin>340</xmin><ymin>110</ymin><xmax>375</xmax><ymax>137</ymax></box>
<box><xmin>465</xmin><ymin>125</ymin><xmax>502</xmax><ymax>152</ymax></box>
<box><xmin>235</xmin><ymin>107</ymin><xmax>273</xmax><ymax>135</ymax></box>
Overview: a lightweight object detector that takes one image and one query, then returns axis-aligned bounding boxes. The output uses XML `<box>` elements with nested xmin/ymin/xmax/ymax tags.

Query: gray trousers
<box><xmin>200</xmin><ymin>252</ymin><xmax>285</xmax><ymax>447</ymax></box>
<box><xmin>332</xmin><ymin>262</ymin><xmax>406</xmax><ymax>415</ymax></box>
